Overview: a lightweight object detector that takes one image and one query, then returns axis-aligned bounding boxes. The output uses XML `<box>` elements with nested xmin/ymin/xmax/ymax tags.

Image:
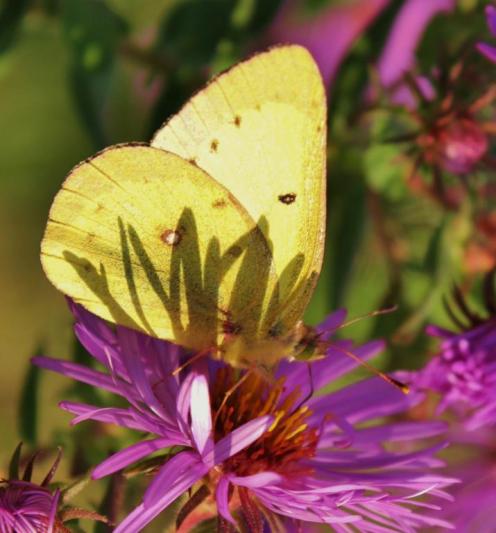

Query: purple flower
<box><xmin>0</xmin><ymin>445</ymin><xmax>61</xmax><ymax>533</ymax></box>
<box><xmin>0</xmin><ymin>481</ymin><xmax>59</xmax><ymax>533</ymax></box>
<box><xmin>34</xmin><ymin>302</ymin><xmax>454</xmax><ymax>532</ymax></box>
<box><xmin>477</xmin><ymin>5</ymin><xmax>496</xmax><ymax>63</ymax></box>
<box><xmin>417</xmin><ymin>319</ymin><xmax>496</xmax><ymax>431</ymax></box>
<box><xmin>0</xmin><ymin>444</ymin><xmax>108</xmax><ymax>532</ymax></box>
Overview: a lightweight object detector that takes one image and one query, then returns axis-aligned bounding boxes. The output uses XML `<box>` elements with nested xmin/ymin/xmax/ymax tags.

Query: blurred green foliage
<box><xmin>0</xmin><ymin>0</ymin><xmax>494</xmax><ymax>529</ymax></box>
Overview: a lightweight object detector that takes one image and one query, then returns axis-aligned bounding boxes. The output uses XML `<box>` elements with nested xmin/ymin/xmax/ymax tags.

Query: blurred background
<box><xmin>0</xmin><ymin>0</ymin><xmax>494</xmax><ymax>528</ymax></box>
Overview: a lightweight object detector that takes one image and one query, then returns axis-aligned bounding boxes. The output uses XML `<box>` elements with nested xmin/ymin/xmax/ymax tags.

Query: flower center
<box><xmin>210</xmin><ymin>368</ymin><xmax>319</xmax><ymax>477</ymax></box>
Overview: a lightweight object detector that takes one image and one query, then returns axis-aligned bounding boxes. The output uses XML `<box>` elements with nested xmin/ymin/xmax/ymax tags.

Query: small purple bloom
<box><xmin>477</xmin><ymin>5</ymin><xmax>496</xmax><ymax>63</ymax></box>
<box><xmin>0</xmin><ymin>445</ymin><xmax>61</xmax><ymax>533</ymax></box>
<box><xmin>0</xmin><ymin>481</ymin><xmax>60</xmax><ymax>533</ymax></box>
<box><xmin>34</xmin><ymin>302</ymin><xmax>454</xmax><ymax>532</ymax></box>
<box><xmin>417</xmin><ymin>319</ymin><xmax>496</xmax><ymax>430</ymax></box>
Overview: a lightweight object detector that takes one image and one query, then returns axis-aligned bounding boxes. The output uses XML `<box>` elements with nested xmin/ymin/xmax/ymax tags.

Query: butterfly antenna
<box><xmin>213</xmin><ymin>369</ymin><xmax>253</xmax><ymax>428</ymax></box>
<box><xmin>172</xmin><ymin>348</ymin><xmax>212</xmax><ymax>377</ymax></box>
<box><xmin>325</xmin><ymin>341</ymin><xmax>409</xmax><ymax>394</ymax></box>
<box><xmin>337</xmin><ymin>305</ymin><xmax>398</xmax><ymax>331</ymax></box>
<box><xmin>291</xmin><ymin>362</ymin><xmax>315</xmax><ymax>413</ymax></box>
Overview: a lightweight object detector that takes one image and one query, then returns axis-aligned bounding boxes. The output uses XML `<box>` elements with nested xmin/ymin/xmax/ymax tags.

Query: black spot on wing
<box><xmin>278</xmin><ymin>193</ymin><xmax>297</xmax><ymax>205</ymax></box>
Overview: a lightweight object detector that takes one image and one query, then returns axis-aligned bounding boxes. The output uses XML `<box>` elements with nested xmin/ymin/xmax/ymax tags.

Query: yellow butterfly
<box><xmin>41</xmin><ymin>45</ymin><xmax>327</xmax><ymax>368</ymax></box>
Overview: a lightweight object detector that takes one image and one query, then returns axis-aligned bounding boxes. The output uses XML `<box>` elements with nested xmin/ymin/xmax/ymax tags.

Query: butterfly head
<box><xmin>217</xmin><ymin>319</ymin><xmax>325</xmax><ymax>368</ymax></box>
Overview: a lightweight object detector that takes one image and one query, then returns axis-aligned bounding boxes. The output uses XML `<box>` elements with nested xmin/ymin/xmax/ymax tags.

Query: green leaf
<box><xmin>364</xmin><ymin>144</ymin><xmax>410</xmax><ymax>201</ymax></box>
<box><xmin>68</xmin><ymin>64</ymin><xmax>111</xmax><ymax>150</ymax></box>
<box><xmin>61</xmin><ymin>0</ymin><xmax>127</xmax><ymax>148</ymax></box>
<box><xmin>245</xmin><ymin>0</ymin><xmax>283</xmax><ymax>33</ymax></box>
<box><xmin>155</xmin><ymin>0</ymin><xmax>235</xmax><ymax>69</ymax></box>
<box><xmin>18</xmin><ymin>360</ymin><xmax>40</xmax><ymax>445</ymax></box>
<box><xmin>61</xmin><ymin>0</ymin><xmax>127</xmax><ymax>73</ymax></box>
<box><xmin>0</xmin><ymin>0</ymin><xmax>32</xmax><ymax>53</ymax></box>
<box><xmin>422</xmin><ymin>217</ymin><xmax>447</xmax><ymax>276</ymax></box>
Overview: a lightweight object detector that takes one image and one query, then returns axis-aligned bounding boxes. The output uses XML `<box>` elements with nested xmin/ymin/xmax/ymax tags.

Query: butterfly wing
<box><xmin>41</xmin><ymin>144</ymin><xmax>275</xmax><ymax>351</ymax></box>
<box><xmin>152</xmin><ymin>45</ymin><xmax>327</xmax><ymax>340</ymax></box>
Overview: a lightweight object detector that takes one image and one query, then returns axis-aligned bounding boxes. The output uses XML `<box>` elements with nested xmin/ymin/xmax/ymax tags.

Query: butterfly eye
<box><xmin>161</xmin><ymin>229</ymin><xmax>182</xmax><ymax>246</ymax></box>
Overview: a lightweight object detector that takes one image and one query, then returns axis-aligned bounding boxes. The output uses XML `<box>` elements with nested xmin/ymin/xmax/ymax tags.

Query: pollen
<box><xmin>211</xmin><ymin>368</ymin><xmax>319</xmax><ymax>477</ymax></box>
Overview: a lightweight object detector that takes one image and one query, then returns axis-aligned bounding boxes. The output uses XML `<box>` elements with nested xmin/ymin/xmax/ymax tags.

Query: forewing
<box><xmin>41</xmin><ymin>144</ymin><xmax>274</xmax><ymax>350</ymax></box>
<box><xmin>151</xmin><ymin>45</ymin><xmax>327</xmax><ymax>336</ymax></box>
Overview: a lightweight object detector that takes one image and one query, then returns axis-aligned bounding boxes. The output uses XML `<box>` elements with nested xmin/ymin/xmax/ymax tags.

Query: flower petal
<box><xmin>375</xmin><ymin>0</ymin><xmax>454</xmax><ymax>105</ymax></box>
<box><xmin>204</xmin><ymin>415</ymin><xmax>273</xmax><ymax>467</ymax></box>
<box><xmin>92</xmin><ymin>438</ymin><xmax>176</xmax><ymax>479</ymax></box>
<box><xmin>228</xmin><ymin>472</ymin><xmax>283</xmax><ymax>488</ymax></box>
<box><xmin>308</xmin><ymin>376</ymin><xmax>420</xmax><ymax>425</ymax></box>
<box><xmin>74</xmin><ymin>323</ymin><xmax>127</xmax><ymax>377</ymax></box>
<box><xmin>143</xmin><ymin>451</ymin><xmax>207</xmax><ymax>508</ymax></box>
<box><xmin>486</xmin><ymin>4</ymin><xmax>496</xmax><ymax>36</ymax></box>
<box><xmin>116</xmin><ymin>327</ymin><xmax>169</xmax><ymax>420</ymax></box>
<box><xmin>216</xmin><ymin>476</ymin><xmax>236</xmax><ymax>524</ymax></box>
<box><xmin>115</xmin><ymin>452</ymin><xmax>207</xmax><ymax>533</ymax></box>
<box><xmin>47</xmin><ymin>488</ymin><xmax>60</xmax><ymax>533</ymax></box>
<box><xmin>189</xmin><ymin>372</ymin><xmax>213</xmax><ymax>457</ymax></box>
<box><xmin>477</xmin><ymin>42</ymin><xmax>496</xmax><ymax>63</ymax></box>
<box><xmin>32</xmin><ymin>356</ymin><xmax>125</xmax><ymax>396</ymax></box>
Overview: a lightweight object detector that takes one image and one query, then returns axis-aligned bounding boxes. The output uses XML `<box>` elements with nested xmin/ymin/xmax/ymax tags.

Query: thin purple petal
<box><xmin>115</xmin><ymin>453</ymin><xmax>207</xmax><ymax>533</ymax></box>
<box><xmin>216</xmin><ymin>476</ymin><xmax>236</xmax><ymax>524</ymax></box>
<box><xmin>189</xmin><ymin>371</ymin><xmax>213</xmax><ymax>457</ymax></box>
<box><xmin>143</xmin><ymin>451</ymin><xmax>206</xmax><ymax>508</ymax></box>
<box><xmin>477</xmin><ymin>42</ymin><xmax>496</xmax><ymax>63</ymax></box>
<box><xmin>92</xmin><ymin>438</ymin><xmax>177</xmax><ymax>479</ymax></box>
<box><xmin>205</xmin><ymin>415</ymin><xmax>274</xmax><ymax>467</ymax></box>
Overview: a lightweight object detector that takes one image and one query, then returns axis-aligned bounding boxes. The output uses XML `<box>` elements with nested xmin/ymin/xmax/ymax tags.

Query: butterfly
<box><xmin>41</xmin><ymin>45</ymin><xmax>327</xmax><ymax>369</ymax></box>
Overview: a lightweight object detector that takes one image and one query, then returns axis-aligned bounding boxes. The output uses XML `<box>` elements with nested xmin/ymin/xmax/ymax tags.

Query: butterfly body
<box><xmin>41</xmin><ymin>45</ymin><xmax>327</xmax><ymax>369</ymax></box>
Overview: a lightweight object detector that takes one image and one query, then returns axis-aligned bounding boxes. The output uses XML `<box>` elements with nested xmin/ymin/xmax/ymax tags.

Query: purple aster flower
<box><xmin>0</xmin><ymin>480</ymin><xmax>59</xmax><ymax>533</ymax></box>
<box><xmin>477</xmin><ymin>4</ymin><xmax>496</xmax><ymax>63</ymax></box>
<box><xmin>0</xmin><ymin>445</ymin><xmax>61</xmax><ymax>533</ymax></box>
<box><xmin>34</xmin><ymin>302</ymin><xmax>454</xmax><ymax>532</ymax></box>
<box><xmin>0</xmin><ymin>444</ymin><xmax>108</xmax><ymax>533</ymax></box>
<box><xmin>417</xmin><ymin>319</ymin><xmax>496</xmax><ymax>430</ymax></box>
<box><xmin>415</xmin><ymin>277</ymin><xmax>496</xmax><ymax>431</ymax></box>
